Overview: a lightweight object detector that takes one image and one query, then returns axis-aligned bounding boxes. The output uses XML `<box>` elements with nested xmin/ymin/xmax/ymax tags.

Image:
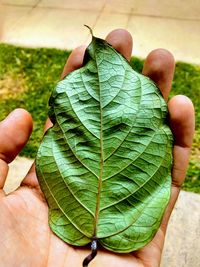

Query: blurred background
<box><xmin>0</xmin><ymin>1</ymin><xmax>200</xmax><ymax>267</ymax></box>
<box><xmin>0</xmin><ymin>0</ymin><xmax>200</xmax><ymax>62</ymax></box>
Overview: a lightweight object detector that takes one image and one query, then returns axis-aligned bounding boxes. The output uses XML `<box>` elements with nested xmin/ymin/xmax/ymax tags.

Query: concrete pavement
<box><xmin>0</xmin><ymin>0</ymin><xmax>200</xmax><ymax>63</ymax></box>
<box><xmin>1</xmin><ymin>1</ymin><xmax>200</xmax><ymax>266</ymax></box>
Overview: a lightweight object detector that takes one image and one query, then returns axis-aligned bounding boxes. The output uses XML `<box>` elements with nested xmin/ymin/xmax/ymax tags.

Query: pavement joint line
<box><xmin>1</xmin><ymin>3</ymin><xmax>200</xmax><ymax>22</ymax></box>
<box><xmin>0</xmin><ymin>5</ymin><xmax>33</xmax><ymax>35</ymax></box>
<box><xmin>1</xmin><ymin>3</ymin><xmax>103</xmax><ymax>12</ymax></box>
<box><xmin>1</xmin><ymin>3</ymin><xmax>34</xmax><ymax>8</ymax></box>
<box><xmin>131</xmin><ymin>12</ymin><xmax>200</xmax><ymax>22</ymax></box>
<box><xmin>28</xmin><ymin>0</ymin><xmax>42</xmax><ymax>15</ymax></box>
<box><xmin>83</xmin><ymin>1</ymin><xmax>107</xmax><ymax>44</ymax></box>
<box><xmin>33</xmin><ymin>0</ymin><xmax>41</xmax><ymax>9</ymax></box>
<box><xmin>126</xmin><ymin>7</ymin><xmax>134</xmax><ymax>29</ymax></box>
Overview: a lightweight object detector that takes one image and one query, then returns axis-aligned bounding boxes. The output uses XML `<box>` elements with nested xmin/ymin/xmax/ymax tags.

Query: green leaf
<box><xmin>36</xmin><ymin>34</ymin><xmax>173</xmax><ymax>253</ymax></box>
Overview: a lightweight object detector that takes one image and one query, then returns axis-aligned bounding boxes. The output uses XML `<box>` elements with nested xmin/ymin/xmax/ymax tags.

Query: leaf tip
<box><xmin>84</xmin><ymin>24</ymin><xmax>94</xmax><ymax>37</ymax></box>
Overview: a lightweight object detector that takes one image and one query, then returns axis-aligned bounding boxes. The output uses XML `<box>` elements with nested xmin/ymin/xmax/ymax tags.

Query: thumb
<box><xmin>0</xmin><ymin>108</ymin><xmax>33</xmax><ymax>163</ymax></box>
<box><xmin>0</xmin><ymin>109</ymin><xmax>33</xmax><ymax>189</ymax></box>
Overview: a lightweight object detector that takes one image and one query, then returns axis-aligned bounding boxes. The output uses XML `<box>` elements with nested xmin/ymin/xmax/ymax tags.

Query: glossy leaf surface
<box><xmin>36</xmin><ymin>36</ymin><xmax>173</xmax><ymax>253</ymax></box>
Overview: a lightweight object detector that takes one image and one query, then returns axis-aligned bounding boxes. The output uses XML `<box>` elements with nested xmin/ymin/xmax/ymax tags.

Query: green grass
<box><xmin>0</xmin><ymin>43</ymin><xmax>199</xmax><ymax>193</ymax></box>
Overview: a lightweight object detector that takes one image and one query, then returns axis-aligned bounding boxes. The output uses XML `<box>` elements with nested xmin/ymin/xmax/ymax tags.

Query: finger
<box><xmin>161</xmin><ymin>95</ymin><xmax>195</xmax><ymax>232</ymax></box>
<box><xmin>0</xmin><ymin>160</ymin><xmax>9</xmax><ymax>190</ymax></box>
<box><xmin>61</xmin><ymin>29</ymin><xmax>133</xmax><ymax>80</ymax></box>
<box><xmin>169</xmin><ymin>95</ymin><xmax>195</xmax><ymax>185</ymax></box>
<box><xmin>142</xmin><ymin>49</ymin><xmax>175</xmax><ymax>101</ymax></box>
<box><xmin>0</xmin><ymin>109</ymin><xmax>33</xmax><ymax>163</ymax></box>
<box><xmin>44</xmin><ymin>118</ymin><xmax>53</xmax><ymax>132</ymax></box>
<box><xmin>0</xmin><ymin>109</ymin><xmax>33</xmax><ymax>189</ymax></box>
<box><xmin>60</xmin><ymin>45</ymin><xmax>86</xmax><ymax>80</ymax></box>
<box><xmin>105</xmin><ymin>29</ymin><xmax>133</xmax><ymax>61</ymax></box>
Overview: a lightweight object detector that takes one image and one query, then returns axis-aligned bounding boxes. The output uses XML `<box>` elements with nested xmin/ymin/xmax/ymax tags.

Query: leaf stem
<box><xmin>84</xmin><ymin>25</ymin><xmax>93</xmax><ymax>36</ymax></box>
<box><xmin>82</xmin><ymin>239</ymin><xmax>98</xmax><ymax>267</ymax></box>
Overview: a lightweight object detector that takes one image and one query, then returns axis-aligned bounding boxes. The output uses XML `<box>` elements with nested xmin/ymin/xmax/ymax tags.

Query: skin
<box><xmin>0</xmin><ymin>29</ymin><xmax>195</xmax><ymax>267</ymax></box>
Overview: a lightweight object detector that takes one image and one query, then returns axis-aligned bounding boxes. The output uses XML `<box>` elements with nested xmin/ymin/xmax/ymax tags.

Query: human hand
<box><xmin>0</xmin><ymin>29</ymin><xmax>195</xmax><ymax>267</ymax></box>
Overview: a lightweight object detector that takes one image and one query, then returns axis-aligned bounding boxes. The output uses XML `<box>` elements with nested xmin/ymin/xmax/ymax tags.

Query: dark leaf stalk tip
<box><xmin>82</xmin><ymin>239</ymin><xmax>98</xmax><ymax>267</ymax></box>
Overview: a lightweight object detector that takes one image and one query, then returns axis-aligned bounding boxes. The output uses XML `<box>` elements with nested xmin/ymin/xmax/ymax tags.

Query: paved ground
<box><xmin>1</xmin><ymin>1</ymin><xmax>200</xmax><ymax>266</ymax></box>
<box><xmin>3</xmin><ymin>156</ymin><xmax>34</xmax><ymax>194</ymax></box>
<box><xmin>0</xmin><ymin>0</ymin><xmax>200</xmax><ymax>63</ymax></box>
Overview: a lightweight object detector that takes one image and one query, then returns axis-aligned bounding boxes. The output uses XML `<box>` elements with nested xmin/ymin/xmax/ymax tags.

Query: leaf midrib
<box><xmin>93</xmin><ymin>44</ymin><xmax>104</xmax><ymax>237</ymax></box>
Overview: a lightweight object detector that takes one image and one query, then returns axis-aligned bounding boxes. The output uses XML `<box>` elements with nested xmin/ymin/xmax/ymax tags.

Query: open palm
<box><xmin>0</xmin><ymin>29</ymin><xmax>194</xmax><ymax>267</ymax></box>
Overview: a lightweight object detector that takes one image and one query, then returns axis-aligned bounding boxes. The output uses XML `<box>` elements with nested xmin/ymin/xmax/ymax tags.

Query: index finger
<box><xmin>160</xmin><ymin>95</ymin><xmax>195</xmax><ymax>234</ymax></box>
<box><xmin>0</xmin><ymin>109</ymin><xmax>32</xmax><ymax>190</ymax></box>
<box><xmin>142</xmin><ymin>49</ymin><xmax>175</xmax><ymax>101</ymax></box>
